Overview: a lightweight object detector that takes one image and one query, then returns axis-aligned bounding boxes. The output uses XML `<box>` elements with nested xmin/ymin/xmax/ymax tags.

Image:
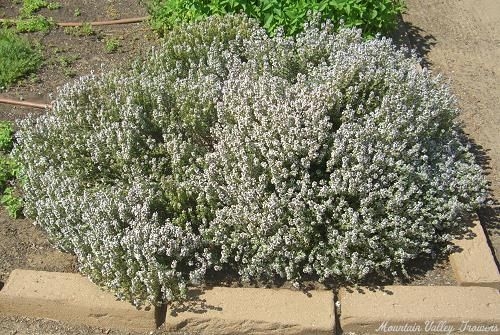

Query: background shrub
<box><xmin>147</xmin><ymin>0</ymin><xmax>405</xmax><ymax>37</ymax></box>
<box><xmin>16</xmin><ymin>14</ymin><xmax>485</xmax><ymax>307</ymax></box>
<box><xmin>0</xmin><ymin>28</ymin><xmax>42</xmax><ymax>89</ymax></box>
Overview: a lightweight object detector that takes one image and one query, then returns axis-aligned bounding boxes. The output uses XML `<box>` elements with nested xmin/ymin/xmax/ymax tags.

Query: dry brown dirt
<box><xmin>403</xmin><ymin>0</ymin><xmax>500</xmax><ymax>267</ymax></box>
<box><xmin>0</xmin><ymin>0</ymin><xmax>498</xmax><ymax>333</ymax></box>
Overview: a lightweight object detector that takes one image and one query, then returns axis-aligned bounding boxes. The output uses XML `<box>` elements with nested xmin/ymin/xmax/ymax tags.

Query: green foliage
<box><xmin>15</xmin><ymin>15</ymin><xmax>53</xmax><ymax>32</ymax></box>
<box><xmin>80</xmin><ymin>23</ymin><xmax>94</xmax><ymax>36</ymax></box>
<box><xmin>47</xmin><ymin>2</ymin><xmax>62</xmax><ymax>10</ymax></box>
<box><xmin>63</xmin><ymin>23</ymin><xmax>95</xmax><ymax>37</ymax></box>
<box><xmin>0</xmin><ymin>28</ymin><xmax>42</xmax><ymax>88</ymax></box>
<box><xmin>19</xmin><ymin>0</ymin><xmax>61</xmax><ymax>14</ymax></box>
<box><xmin>147</xmin><ymin>0</ymin><xmax>405</xmax><ymax>37</ymax></box>
<box><xmin>104</xmin><ymin>37</ymin><xmax>120</xmax><ymax>53</ymax></box>
<box><xmin>0</xmin><ymin>121</ymin><xmax>16</xmax><ymax>188</ymax></box>
<box><xmin>5</xmin><ymin>0</ymin><xmax>59</xmax><ymax>33</ymax></box>
<box><xmin>0</xmin><ymin>121</ymin><xmax>23</xmax><ymax>219</ymax></box>
<box><xmin>52</xmin><ymin>53</ymin><xmax>80</xmax><ymax>78</ymax></box>
<box><xmin>20</xmin><ymin>0</ymin><xmax>48</xmax><ymax>16</ymax></box>
<box><xmin>1</xmin><ymin>187</ymin><xmax>23</xmax><ymax>218</ymax></box>
<box><xmin>0</xmin><ymin>122</ymin><xmax>14</xmax><ymax>152</ymax></box>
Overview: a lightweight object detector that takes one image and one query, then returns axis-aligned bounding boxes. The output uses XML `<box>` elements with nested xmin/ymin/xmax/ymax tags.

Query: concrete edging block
<box><xmin>165</xmin><ymin>287</ymin><xmax>335</xmax><ymax>335</ymax></box>
<box><xmin>449</xmin><ymin>217</ymin><xmax>500</xmax><ymax>289</ymax></box>
<box><xmin>0</xmin><ymin>269</ymin><xmax>157</xmax><ymax>331</ymax></box>
<box><xmin>339</xmin><ymin>285</ymin><xmax>499</xmax><ymax>335</ymax></box>
<box><xmin>0</xmin><ymin>270</ymin><xmax>335</xmax><ymax>334</ymax></box>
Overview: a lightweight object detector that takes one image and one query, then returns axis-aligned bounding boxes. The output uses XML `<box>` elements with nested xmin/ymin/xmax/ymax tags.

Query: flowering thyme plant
<box><xmin>15</xmin><ymin>14</ymin><xmax>485</xmax><ymax>307</ymax></box>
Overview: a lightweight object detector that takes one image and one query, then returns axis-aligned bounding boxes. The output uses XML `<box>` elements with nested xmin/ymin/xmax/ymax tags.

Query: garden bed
<box><xmin>0</xmin><ymin>0</ymin><xmax>459</xmax><ymax>289</ymax></box>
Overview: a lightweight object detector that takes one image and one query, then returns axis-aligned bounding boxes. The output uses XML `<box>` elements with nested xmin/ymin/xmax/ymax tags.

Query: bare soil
<box><xmin>402</xmin><ymin>0</ymin><xmax>500</xmax><ymax>268</ymax></box>
<box><xmin>0</xmin><ymin>0</ymin><xmax>498</xmax><ymax>333</ymax></box>
<box><xmin>0</xmin><ymin>0</ymin><xmax>157</xmax><ymax>121</ymax></box>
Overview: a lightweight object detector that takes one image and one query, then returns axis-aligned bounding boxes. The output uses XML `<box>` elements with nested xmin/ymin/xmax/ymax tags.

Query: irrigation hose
<box><xmin>0</xmin><ymin>16</ymin><xmax>149</xmax><ymax>27</ymax></box>
<box><xmin>57</xmin><ymin>16</ymin><xmax>149</xmax><ymax>27</ymax></box>
<box><xmin>0</xmin><ymin>98</ymin><xmax>49</xmax><ymax>109</ymax></box>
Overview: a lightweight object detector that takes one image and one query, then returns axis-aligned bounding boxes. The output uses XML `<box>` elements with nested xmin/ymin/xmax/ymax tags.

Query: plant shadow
<box><xmin>168</xmin><ymin>288</ymin><xmax>223</xmax><ymax>316</ymax></box>
<box><xmin>391</xmin><ymin>16</ymin><xmax>436</xmax><ymax>68</ymax></box>
<box><xmin>459</xmin><ymin>130</ymin><xmax>500</xmax><ymax>269</ymax></box>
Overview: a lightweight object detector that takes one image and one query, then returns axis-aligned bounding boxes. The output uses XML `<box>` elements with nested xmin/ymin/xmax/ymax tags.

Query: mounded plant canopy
<box><xmin>16</xmin><ymin>14</ymin><xmax>485</xmax><ymax>307</ymax></box>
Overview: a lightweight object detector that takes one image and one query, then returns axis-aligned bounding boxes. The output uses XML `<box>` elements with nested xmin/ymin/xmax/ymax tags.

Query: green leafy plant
<box><xmin>0</xmin><ymin>28</ymin><xmax>42</xmax><ymax>88</ymax></box>
<box><xmin>20</xmin><ymin>0</ymin><xmax>48</xmax><ymax>16</ymax></box>
<box><xmin>104</xmin><ymin>36</ymin><xmax>120</xmax><ymax>53</ymax></box>
<box><xmin>0</xmin><ymin>121</ymin><xmax>23</xmax><ymax>218</ymax></box>
<box><xmin>63</xmin><ymin>23</ymin><xmax>95</xmax><ymax>37</ymax></box>
<box><xmin>52</xmin><ymin>53</ymin><xmax>80</xmax><ymax>77</ymax></box>
<box><xmin>55</xmin><ymin>54</ymin><xmax>80</xmax><ymax>67</ymax></box>
<box><xmin>147</xmin><ymin>0</ymin><xmax>405</xmax><ymax>36</ymax></box>
<box><xmin>0</xmin><ymin>122</ymin><xmax>14</xmax><ymax>151</ymax></box>
<box><xmin>17</xmin><ymin>14</ymin><xmax>485</xmax><ymax>308</ymax></box>
<box><xmin>1</xmin><ymin>187</ymin><xmax>23</xmax><ymax>218</ymax></box>
<box><xmin>73</xmin><ymin>8</ymin><xmax>81</xmax><ymax>17</ymax></box>
<box><xmin>47</xmin><ymin>2</ymin><xmax>62</xmax><ymax>10</ymax></box>
<box><xmin>15</xmin><ymin>15</ymin><xmax>53</xmax><ymax>32</ymax></box>
<box><xmin>4</xmin><ymin>0</ymin><xmax>59</xmax><ymax>33</ymax></box>
<box><xmin>18</xmin><ymin>0</ymin><xmax>61</xmax><ymax>14</ymax></box>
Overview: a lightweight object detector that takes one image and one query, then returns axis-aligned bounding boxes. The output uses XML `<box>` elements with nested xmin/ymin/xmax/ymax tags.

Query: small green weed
<box><xmin>80</xmin><ymin>23</ymin><xmax>94</xmax><ymax>36</ymax></box>
<box><xmin>6</xmin><ymin>0</ymin><xmax>60</xmax><ymax>33</ymax></box>
<box><xmin>56</xmin><ymin>54</ymin><xmax>79</xmax><ymax>67</ymax></box>
<box><xmin>64</xmin><ymin>23</ymin><xmax>95</xmax><ymax>37</ymax></box>
<box><xmin>20</xmin><ymin>0</ymin><xmax>48</xmax><ymax>16</ymax></box>
<box><xmin>47</xmin><ymin>2</ymin><xmax>61</xmax><ymax>10</ymax></box>
<box><xmin>73</xmin><ymin>8</ymin><xmax>81</xmax><ymax>17</ymax></box>
<box><xmin>0</xmin><ymin>28</ymin><xmax>42</xmax><ymax>89</ymax></box>
<box><xmin>51</xmin><ymin>53</ymin><xmax>79</xmax><ymax>77</ymax></box>
<box><xmin>15</xmin><ymin>15</ymin><xmax>53</xmax><ymax>32</ymax></box>
<box><xmin>104</xmin><ymin>36</ymin><xmax>120</xmax><ymax>53</ymax></box>
<box><xmin>0</xmin><ymin>157</ymin><xmax>16</xmax><ymax>194</ymax></box>
<box><xmin>19</xmin><ymin>0</ymin><xmax>61</xmax><ymax>14</ymax></box>
<box><xmin>1</xmin><ymin>187</ymin><xmax>23</xmax><ymax>218</ymax></box>
<box><xmin>0</xmin><ymin>122</ymin><xmax>13</xmax><ymax>152</ymax></box>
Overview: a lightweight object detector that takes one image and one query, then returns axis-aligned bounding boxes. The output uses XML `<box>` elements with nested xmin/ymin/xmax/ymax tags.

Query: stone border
<box><xmin>338</xmin><ymin>286</ymin><xmax>499</xmax><ymax>335</ymax></box>
<box><xmin>449</xmin><ymin>216</ymin><xmax>500</xmax><ymax>289</ymax></box>
<box><xmin>164</xmin><ymin>286</ymin><xmax>334</xmax><ymax>334</ymax></box>
<box><xmin>1</xmin><ymin>213</ymin><xmax>499</xmax><ymax>334</ymax></box>
<box><xmin>0</xmin><ymin>269</ymin><xmax>334</xmax><ymax>334</ymax></box>
<box><xmin>0</xmin><ymin>269</ymin><xmax>158</xmax><ymax>332</ymax></box>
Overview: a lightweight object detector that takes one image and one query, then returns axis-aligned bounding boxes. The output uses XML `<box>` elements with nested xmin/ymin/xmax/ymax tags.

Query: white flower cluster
<box><xmin>15</xmin><ymin>14</ymin><xmax>486</xmax><ymax>306</ymax></box>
